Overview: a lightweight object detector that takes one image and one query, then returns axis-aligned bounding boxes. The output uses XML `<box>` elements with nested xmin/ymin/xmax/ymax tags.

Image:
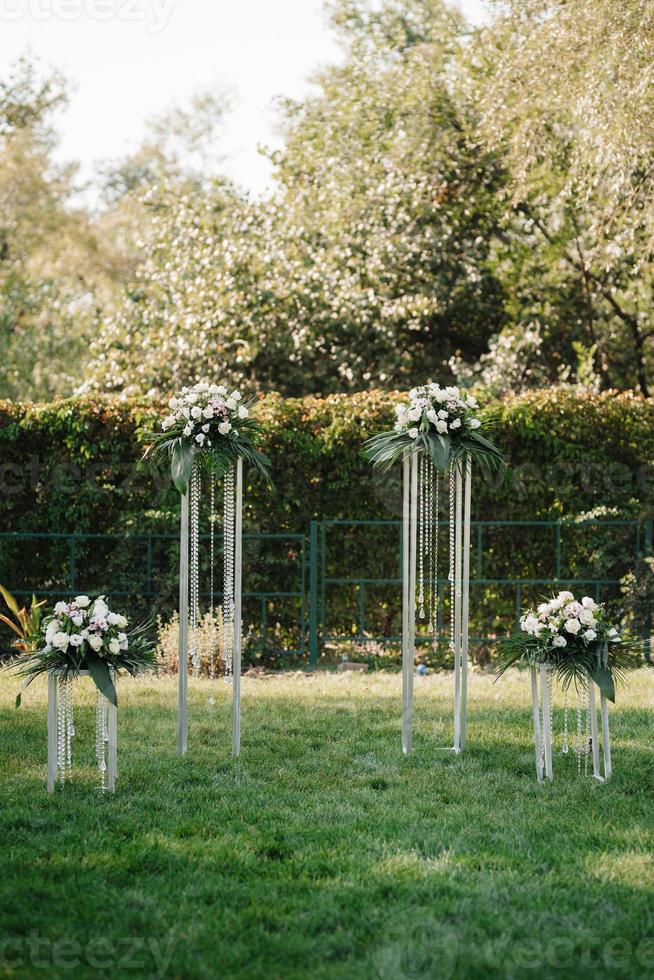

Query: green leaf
<box><xmin>15</xmin><ymin>675</ymin><xmax>34</xmax><ymax>708</ymax></box>
<box><xmin>0</xmin><ymin>584</ymin><xmax>20</xmax><ymax>618</ymax></box>
<box><xmin>86</xmin><ymin>654</ymin><xmax>118</xmax><ymax>706</ymax></box>
<box><xmin>170</xmin><ymin>441</ymin><xmax>195</xmax><ymax>494</ymax></box>
<box><xmin>424</xmin><ymin>432</ymin><xmax>451</xmax><ymax>471</ymax></box>
<box><xmin>589</xmin><ymin>664</ymin><xmax>616</xmax><ymax>703</ymax></box>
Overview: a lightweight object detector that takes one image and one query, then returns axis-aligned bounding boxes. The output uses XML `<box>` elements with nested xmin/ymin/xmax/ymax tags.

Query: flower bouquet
<box><xmin>495</xmin><ymin>590</ymin><xmax>641</xmax><ymax>701</ymax></box>
<box><xmin>363</xmin><ymin>384</ymin><xmax>505</xmax><ymax>474</ymax></box>
<box><xmin>13</xmin><ymin>595</ymin><xmax>157</xmax><ymax>707</ymax></box>
<box><xmin>143</xmin><ymin>381</ymin><xmax>271</xmax><ymax>493</ymax></box>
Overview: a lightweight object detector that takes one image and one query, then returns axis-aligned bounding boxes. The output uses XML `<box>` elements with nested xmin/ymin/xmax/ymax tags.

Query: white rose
<box><xmin>449</xmin><ymin>418</ymin><xmax>462</xmax><ymax>430</ymax></box>
<box><xmin>558</xmin><ymin>591</ymin><xmax>574</xmax><ymax>602</ymax></box>
<box><xmin>537</xmin><ymin>603</ymin><xmax>549</xmax><ymax>614</ymax></box>
<box><xmin>552</xmin><ymin>635</ymin><xmax>567</xmax><ymax>647</ymax></box>
<box><xmin>108</xmin><ymin>638</ymin><xmax>120</xmax><ymax>655</ymax></box>
<box><xmin>218</xmin><ymin>422</ymin><xmax>232</xmax><ymax>435</ymax></box>
<box><xmin>88</xmin><ymin>635</ymin><xmax>103</xmax><ymax>652</ymax></box>
<box><xmin>238</xmin><ymin>405</ymin><xmax>249</xmax><ymax>419</ymax></box>
<box><xmin>565</xmin><ymin>618</ymin><xmax>581</xmax><ymax>634</ymax></box>
<box><xmin>583</xmin><ymin>629</ymin><xmax>597</xmax><ymax>641</ymax></box>
<box><xmin>445</xmin><ymin>386</ymin><xmax>459</xmax><ymax>399</ymax></box>
<box><xmin>579</xmin><ymin>609</ymin><xmax>596</xmax><ymax>626</ymax></box>
<box><xmin>408</xmin><ymin>407</ymin><xmax>421</xmax><ymax>422</ymax></box>
<box><xmin>394</xmin><ymin>421</ymin><xmax>404</xmax><ymax>433</ymax></box>
<box><xmin>195</xmin><ymin>433</ymin><xmax>206</xmax><ymax>445</ymax></box>
<box><xmin>45</xmin><ymin>621</ymin><xmax>59</xmax><ymax>643</ymax></box>
<box><xmin>582</xmin><ymin>596</ymin><xmax>598</xmax><ymax>611</ymax></box>
<box><xmin>52</xmin><ymin>631</ymin><xmax>69</xmax><ymax>651</ymax></box>
<box><xmin>162</xmin><ymin>414</ymin><xmax>176</xmax><ymax>430</ymax></box>
<box><xmin>93</xmin><ymin>598</ymin><xmax>108</xmax><ymax>616</ymax></box>
<box><xmin>521</xmin><ymin>614</ymin><xmax>539</xmax><ymax>635</ymax></box>
<box><xmin>408</xmin><ymin>428</ymin><xmax>419</xmax><ymax>439</ymax></box>
<box><xmin>231</xmin><ymin>390</ymin><xmax>242</xmax><ymax>401</ymax></box>
<box><xmin>426</xmin><ymin>410</ymin><xmax>438</xmax><ymax>424</ymax></box>
<box><xmin>409</xmin><ymin>388</ymin><xmax>418</xmax><ymax>399</ymax></box>
<box><xmin>54</xmin><ymin>601</ymin><xmax>68</xmax><ymax>616</ymax></box>
<box><xmin>69</xmin><ymin>633</ymin><xmax>83</xmax><ymax>647</ymax></box>
<box><xmin>107</xmin><ymin>612</ymin><xmax>120</xmax><ymax>626</ymax></box>
<box><xmin>226</xmin><ymin>398</ymin><xmax>237</xmax><ymax>411</ymax></box>
<box><xmin>216</xmin><ymin>385</ymin><xmax>227</xmax><ymax>396</ymax></box>
<box><xmin>549</xmin><ymin>597</ymin><xmax>563</xmax><ymax>610</ymax></box>
<box><xmin>202</xmin><ymin>424</ymin><xmax>210</xmax><ymax>433</ymax></box>
<box><xmin>118</xmin><ymin>631</ymin><xmax>128</xmax><ymax>650</ymax></box>
<box><xmin>74</xmin><ymin>595</ymin><xmax>90</xmax><ymax>608</ymax></box>
<box><xmin>469</xmin><ymin>419</ymin><xmax>481</xmax><ymax>429</ymax></box>
<box><xmin>183</xmin><ymin>425</ymin><xmax>193</xmax><ymax>437</ymax></box>
<box><xmin>203</xmin><ymin>405</ymin><xmax>214</xmax><ymax>419</ymax></box>
<box><xmin>437</xmin><ymin>409</ymin><xmax>448</xmax><ymax>419</ymax></box>
<box><xmin>191</xmin><ymin>406</ymin><xmax>203</xmax><ymax>420</ymax></box>
<box><xmin>435</xmin><ymin>420</ymin><xmax>448</xmax><ymax>434</ymax></box>
<box><xmin>71</xmin><ymin>615</ymin><xmax>83</xmax><ymax>627</ymax></box>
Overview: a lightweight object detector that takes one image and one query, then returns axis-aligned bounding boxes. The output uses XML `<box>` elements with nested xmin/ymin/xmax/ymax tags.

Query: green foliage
<box><xmin>0</xmin><ymin>387</ymin><xmax>652</xmax><ymax>657</ymax></box>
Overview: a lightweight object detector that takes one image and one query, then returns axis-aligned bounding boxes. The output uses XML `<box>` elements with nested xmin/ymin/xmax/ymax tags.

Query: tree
<box><xmin>472</xmin><ymin>0</ymin><xmax>654</xmax><ymax>395</ymax></box>
<box><xmin>86</xmin><ymin>0</ymin><xmax>508</xmax><ymax>397</ymax></box>
<box><xmin>0</xmin><ymin>59</ymin><xmax>120</xmax><ymax>401</ymax></box>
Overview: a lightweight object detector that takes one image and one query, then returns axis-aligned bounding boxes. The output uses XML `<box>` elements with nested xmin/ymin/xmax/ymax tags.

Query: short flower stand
<box><xmin>47</xmin><ymin>670</ymin><xmax>117</xmax><ymax>793</ymax></box>
<box><xmin>530</xmin><ymin>664</ymin><xmax>612</xmax><ymax>782</ymax></box>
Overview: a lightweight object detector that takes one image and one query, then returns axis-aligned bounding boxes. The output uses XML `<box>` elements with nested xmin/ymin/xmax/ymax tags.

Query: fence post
<box><xmin>309</xmin><ymin>521</ymin><xmax>319</xmax><ymax>666</ymax></box>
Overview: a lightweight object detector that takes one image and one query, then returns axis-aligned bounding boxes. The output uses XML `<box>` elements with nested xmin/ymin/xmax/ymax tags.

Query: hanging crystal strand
<box><xmin>95</xmin><ymin>689</ymin><xmax>108</xmax><ymax>792</ymax></box>
<box><xmin>190</xmin><ymin>463</ymin><xmax>201</xmax><ymax>676</ymax></box>
<box><xmin>562</xmin><ymin>688</ymin><xmax>569</xmax><ymax>754</ymax></box>
<box><xmin>417</xmin><ymin>453</ymin><xmax>425</xmax><ymax>619</ymax></box>
<box><xmin>431</xmin><ymin>466</ymin><xmax>439</xmax><ymax>634</ymax></box>
<box><xmin>426</xmin><ymin>459</ymin><xmax>433</xmax><ymax>631</ymax></box>
<box><xmin>584</xmin><ymin>684</ymin><xmax>591</xmax><ymax>778</ymax></box>
<box><xmin>538</xmin><ymin>667</ymin><xmax>546</xmax><ymax>773</ymax></box>
<box><xmin>208</xmin><ymin>477</ymin><xmax>217</xmax><ymax>705</ymax></box>
<box><xmin>223</xmin><ymin>464</ymin><xmax>235</xmax><ymax>680</ymax></box>
<box><xmin>65</xmin><ymin>676</ymin><xmax>73</xmax><ymax>774</ymax></box>
<box><xmin>576</xmin><ymin>688</ymin><xmax>583</xmax><ymax>776</ymax></box>
<box><xmin>56</xmin><ymin>675</ymin><xmax>66</xmax><ymax>783</ymax></box>
<box><xmin>448</xmin><ymin>465</ymin><xmax>455</xmax><ymax>651</ymax></box>
<box><xmin>547</xmin><ymin>667</ymin><xmax>554</xmax><ymax>754</ymax></box>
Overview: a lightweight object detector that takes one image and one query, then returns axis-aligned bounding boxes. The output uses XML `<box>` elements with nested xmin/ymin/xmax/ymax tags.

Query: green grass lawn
<box><xmin>1</xmin><ymin>669</ymin><xmax>653</xmax><ymax>979</ymax></box>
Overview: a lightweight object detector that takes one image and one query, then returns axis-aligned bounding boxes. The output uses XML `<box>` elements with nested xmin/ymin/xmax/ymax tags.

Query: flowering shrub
<box><xmin>12</xmin><ymin>595</ymin><xmax>157</xmax><ymax>706</ymax></box>
<box><xmin>145</xmin><ymin>380</ymin><xmax>271</xmax><ymax>493</ymax></box>
<box><xmin>496</xmin><ymin>590</ymin><xmax>641</xmax><ymax>701</ymax></box>
<box><xmin>364</xmin><ymin>383</ymin><xmax>504</xmax><ymax>473</ymax></box>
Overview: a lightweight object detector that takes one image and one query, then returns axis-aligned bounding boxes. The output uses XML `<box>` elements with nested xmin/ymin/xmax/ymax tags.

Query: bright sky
<box><xmin>0</xmin><ymin>0</ymin><xmax>489</xmax><ymax>198</ymax></box>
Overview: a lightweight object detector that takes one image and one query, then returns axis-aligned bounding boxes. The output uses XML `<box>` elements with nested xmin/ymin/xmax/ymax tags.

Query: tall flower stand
<box><xmin>402</xmin><ymin>451</ymin><xmax>472</xmax><ymax>756</ymax></box>
<box><xmin>47</xmin><ymin>670</ymin><xmax>117</xmax><ymax>793</ymax></box>
<box><xmin>530</xmin><ymin>665</ymin><xmax>612</xmax><ymax>782</ymax></box>
<box><xmin>178</xmin><ymin>457</ymin><xmax>243</xmax><ymax>757</ymax></box>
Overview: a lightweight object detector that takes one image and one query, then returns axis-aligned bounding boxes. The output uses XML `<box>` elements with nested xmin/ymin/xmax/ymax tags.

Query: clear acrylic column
<box><xmin>402</xmin><ymin>451</ymin><xmax>471</xmax><ymax>755</ymax></box>
<box><xmin>529</xmin><ymin>672</ymin><xmax>612</xmax><ymax>782</ymax></box>
<box><xmin>178</xmin><ymin>458</ymin><xmax>243</xmax><ymax>756</ymax></box>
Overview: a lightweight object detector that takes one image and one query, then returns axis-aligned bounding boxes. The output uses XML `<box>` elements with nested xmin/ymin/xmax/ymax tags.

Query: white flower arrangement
<box><xmin>13</xmin><ymin>595</ymin><xmax>157</xmax><ymax>707</ymax></box>
<box><xmin>519</xmin><ymin>592</ymin><xmax>619</xmax><ymax>650</ymax></box>
<box><xmin>364</xmin><ymin>383</ymin><xmax>504</xmax><ymax>474</ymax></box>
<box><xmin>497</xmin><ymin>590</ymin><xmax>640</xmax><ymax>702</ymax></box>
<box><xmin>145</xmin><ymin>380</ymin><xmax>271</xmax><ymax>493</ymax></box>
<box><xmin>393</xmin><ymin>384</ymin><xmax>482</xmax><ymax>439</ymax></box>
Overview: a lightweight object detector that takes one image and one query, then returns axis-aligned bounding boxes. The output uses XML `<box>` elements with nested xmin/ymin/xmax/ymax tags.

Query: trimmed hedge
<box><xmin>0</xmin><ymin>388</ymin><xmax>652</xmax><ymax>660</ymax></box>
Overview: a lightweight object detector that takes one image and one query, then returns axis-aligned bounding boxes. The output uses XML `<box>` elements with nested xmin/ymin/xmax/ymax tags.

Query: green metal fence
<box><xmin>1</xmin><ymin>519</ymin><xmax>651</xmax><ymax>663</ymax></box>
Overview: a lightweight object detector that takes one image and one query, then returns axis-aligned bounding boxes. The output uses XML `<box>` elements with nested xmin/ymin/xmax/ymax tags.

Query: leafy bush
<box><xmin>0</xmin><ymin>387</ymin><xmax>652</xmax><ymax>660</ymax></box>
